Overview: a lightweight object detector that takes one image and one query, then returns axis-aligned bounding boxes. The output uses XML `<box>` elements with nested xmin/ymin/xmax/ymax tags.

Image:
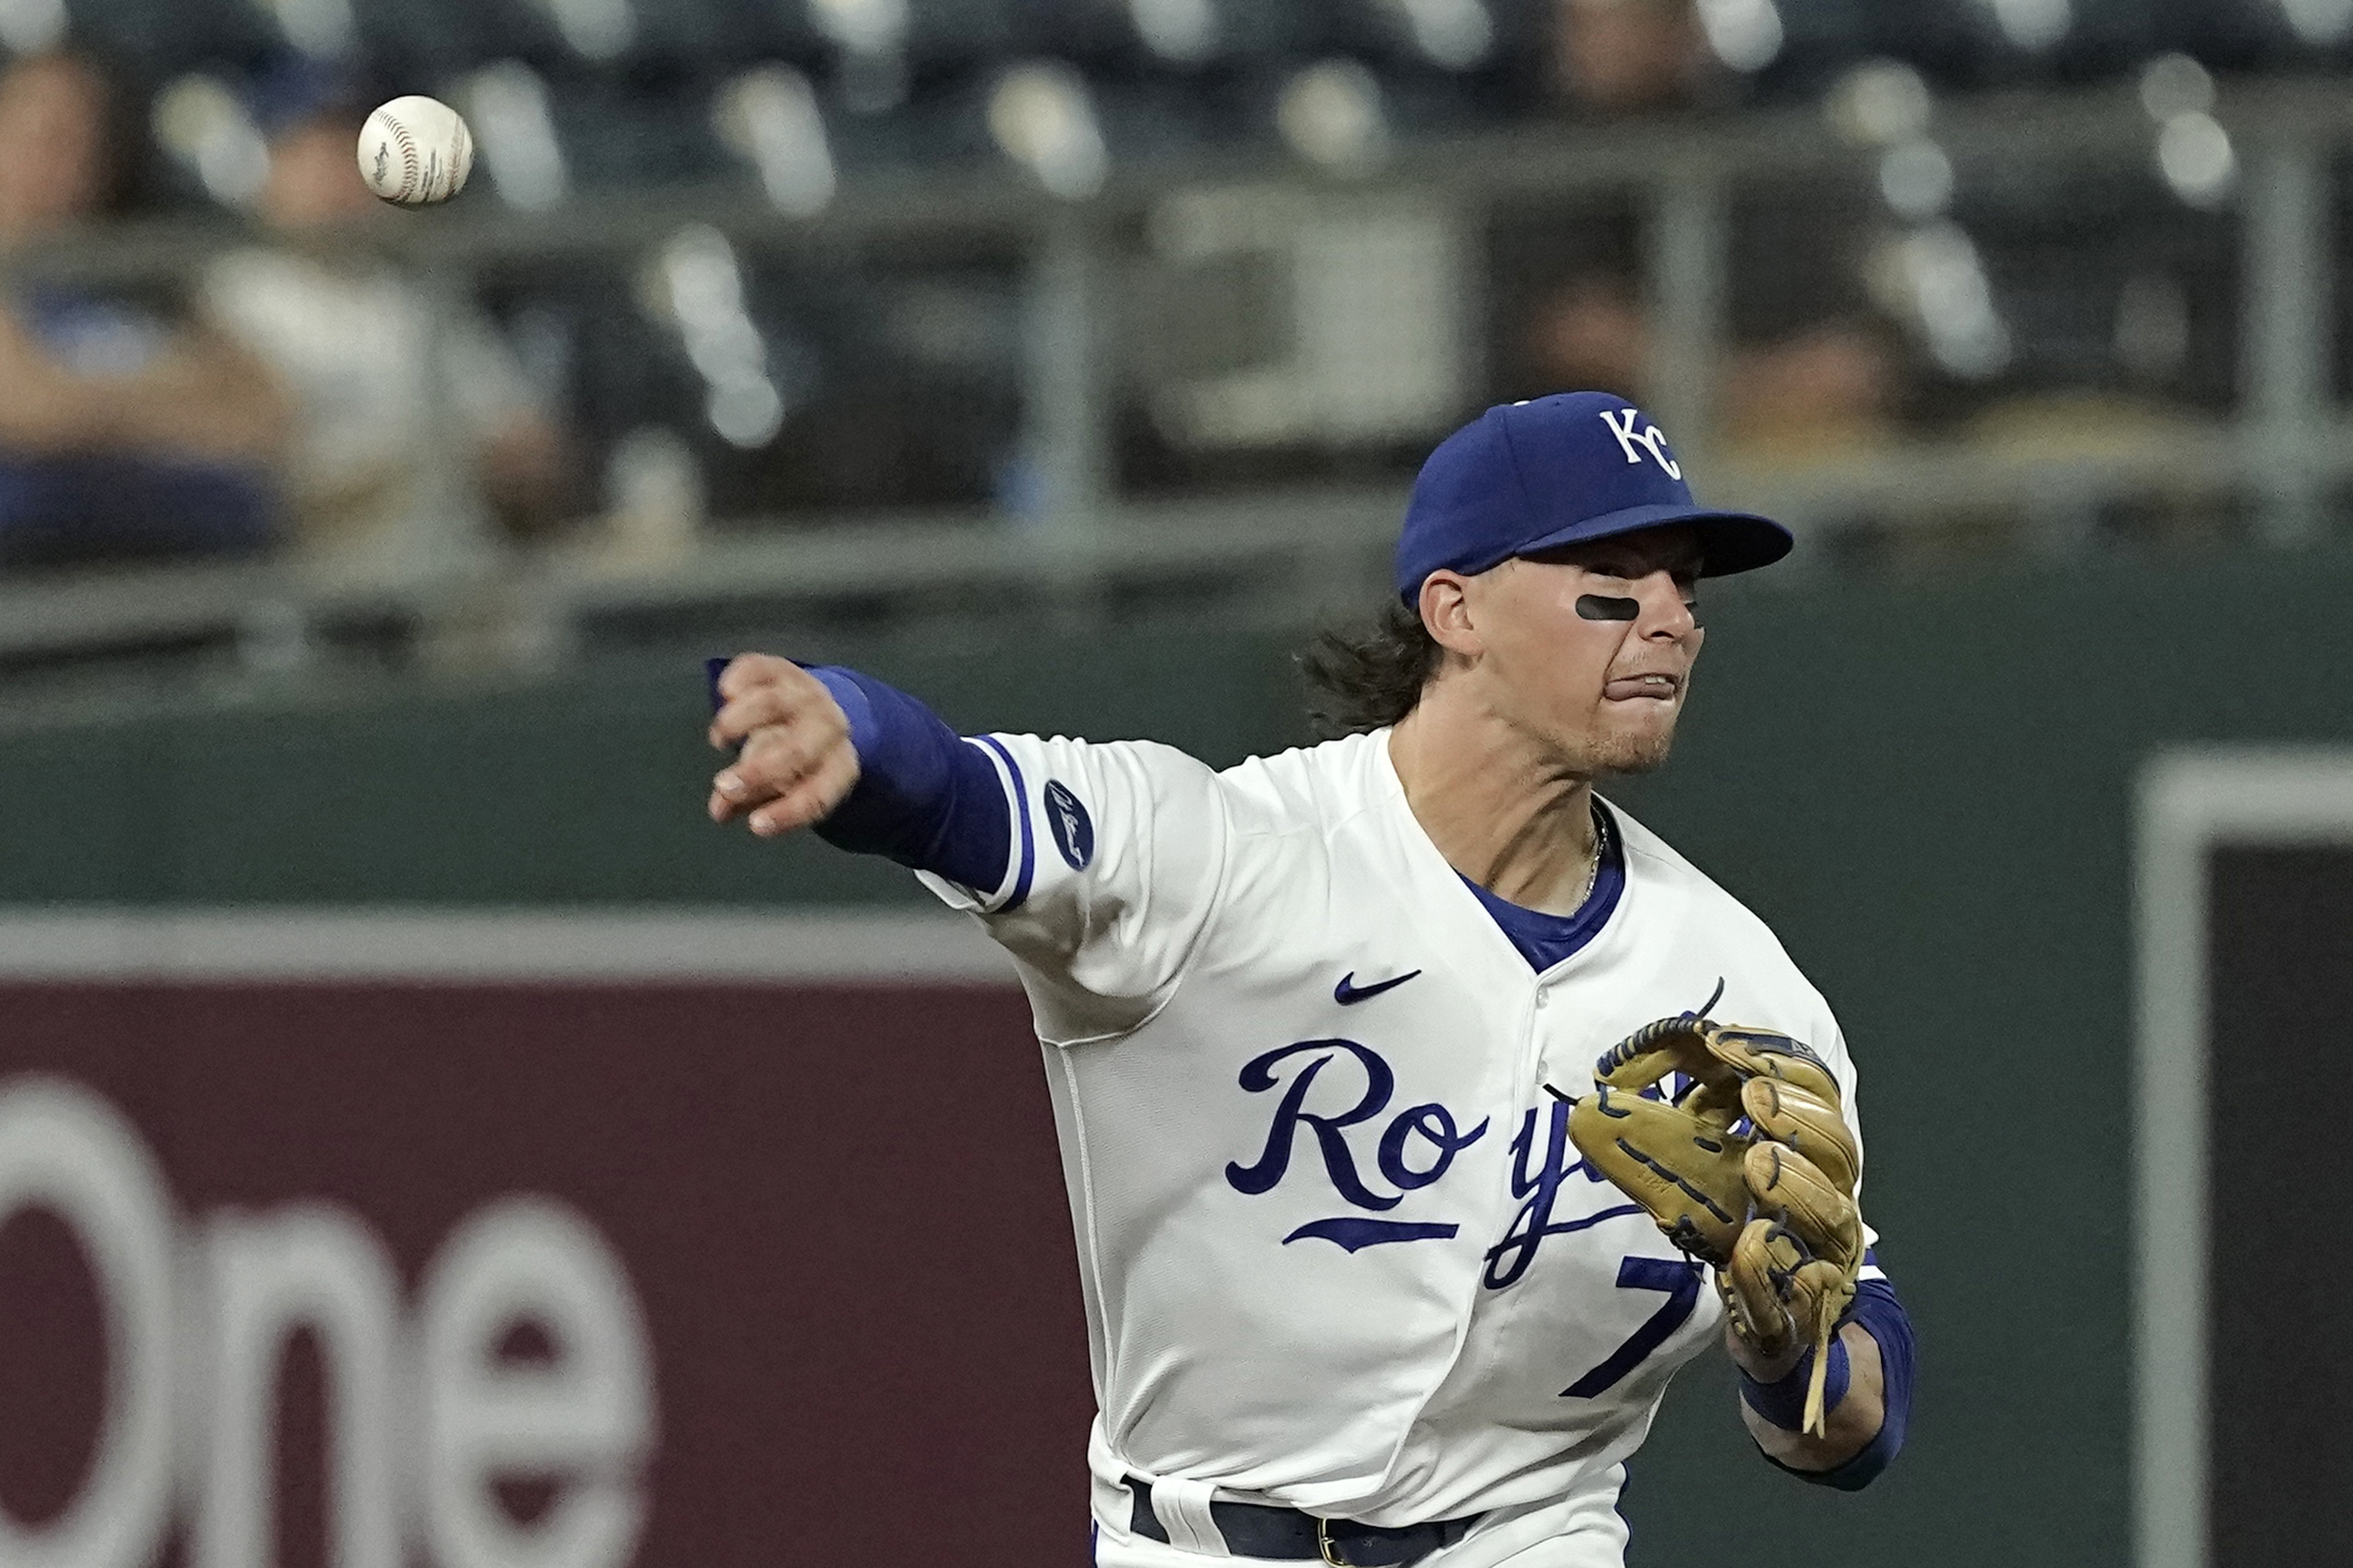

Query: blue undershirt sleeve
<box><xmin>798</xmin><ymin>666</ymin><xmax>1014</xmax><ymax>895</ymax></box>
<box><xmin>1762</xmin><ymin>1276</ymin><xmax>1914</xmax><ymax>1491</ymax></box>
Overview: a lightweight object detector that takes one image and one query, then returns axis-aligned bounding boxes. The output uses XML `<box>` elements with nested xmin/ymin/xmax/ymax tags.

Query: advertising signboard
<box><xmin>0</xmin><ymin>913</ymin><xmax>1088</xmax><ymax>1568</ymax></box>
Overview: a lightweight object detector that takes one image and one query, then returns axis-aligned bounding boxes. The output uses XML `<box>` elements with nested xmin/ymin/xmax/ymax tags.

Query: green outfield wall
<box><xmin>6</xmin><ymin>548</ymin><xmax>2353</xmax><ymax>1567</ymax></box>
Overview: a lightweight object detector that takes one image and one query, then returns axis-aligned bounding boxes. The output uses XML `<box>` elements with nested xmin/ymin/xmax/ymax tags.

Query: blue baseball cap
<box><xmin>1394</xmin><ymin>392</ymin><xmax>1793</xmax><ymax>604</ymax></box>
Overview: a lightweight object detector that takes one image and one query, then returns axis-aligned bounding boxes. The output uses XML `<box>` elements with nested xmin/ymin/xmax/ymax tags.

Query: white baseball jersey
<box><xmin>919</xmin><ymin>728</ymin><xmax>1883</xmax><ymax>1563</ymax></box>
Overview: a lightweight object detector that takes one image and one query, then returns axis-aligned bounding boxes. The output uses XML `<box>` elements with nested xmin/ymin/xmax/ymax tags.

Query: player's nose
<box><xmin>1627</xmin><ymin>570</ymin><xmax>1699</xmax><ymax>638</ymax></box>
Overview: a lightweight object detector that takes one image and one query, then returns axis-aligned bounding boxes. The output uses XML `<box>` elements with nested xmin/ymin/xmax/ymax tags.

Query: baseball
<box><xmin>358</xmin><ymin>96</ymin><xmax>474</xmax><ymax>208</ymax></box>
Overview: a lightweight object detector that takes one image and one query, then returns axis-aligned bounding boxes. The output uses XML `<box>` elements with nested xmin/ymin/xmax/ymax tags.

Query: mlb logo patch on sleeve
<box><xmin>1045</xmin><ymin>781</ymin><xmax>1095</xmax><ymax>870</ymax></box>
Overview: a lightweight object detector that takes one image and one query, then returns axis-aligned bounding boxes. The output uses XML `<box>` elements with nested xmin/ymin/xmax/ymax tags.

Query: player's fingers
<box><xmin>708</xmin><ymin>657</ymin><xmax>827</xmax><ymax>747</ymax></box>
<box><xmin>1739</xmin><ymin>1078</ymin><xmax>1858</xmax><ymax>1193</ymax></box>
<box><xmin>715</xmin><ymin>724</ymin><xmax>841</xmax><ymax>818</ymax></box>
<box><xmin>709</xmin><ymin>682</ymin><xmax>819</xmax><ymax>753</ymax></box>
<box><xmin>748</xmin><ymin>748</ymin><xmax>861</xmax><ymax>837</ymax></box>
<box><xmin>716</xmin><ymin>745</ymin><xmax>831</xmax><ymax>833</ymax></box>
<box><xmin>710</xmin><ymin>759</ymin><xmax>786</xmax><ymax>822</ymax></box>
<box><xmin>714</xmin><ymin>652</ymin><xmax>799</xmax><ymax>702</ymax></box>
<box><xmin>712</xmin><ymin>745</ymin><xmax>804</xmax><ymax>823</ymax></box>
<box><xmin>708</xmin><ymin>764</ymin><xmax>809</xmax><ymax>824</ymax></box>
<box><xmin>709</xmin><ymin>665</ymin><xmax>837</xmax><ymax>752</ymax></box>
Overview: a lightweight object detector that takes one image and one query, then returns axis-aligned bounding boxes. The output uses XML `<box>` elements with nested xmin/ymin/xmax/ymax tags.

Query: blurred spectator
<box><xmin>1506</xmin><ymin>0</ymin><xmax>1904</xmax><ymax>457</ymax></box>
<box><xmin>1551</xmin><ymin>0</ymin><xmax>1720</xmax><ymax>115</ymax></box>
<box><xmin>202</xmin><ymin>68</ymin><xmax>571</xmax><ymax>566</ymax></box>
<box><xmin>0</xmin><ymin>53</ymin><xmax>287</xmax><ymax>568</ymax></box>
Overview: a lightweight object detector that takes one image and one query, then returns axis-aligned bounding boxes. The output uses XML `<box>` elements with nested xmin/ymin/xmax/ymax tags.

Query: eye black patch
<box><xmin>1577</xmin><ymin>595</ymin><xmax>1641</xmax><ymax>622</ymax></box>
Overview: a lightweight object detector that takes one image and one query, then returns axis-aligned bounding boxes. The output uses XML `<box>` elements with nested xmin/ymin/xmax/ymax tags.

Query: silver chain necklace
<box><xmin>1573</xmin><ymin>835</ymin><xmax>1602</xmax><ymax>911</ymax></box>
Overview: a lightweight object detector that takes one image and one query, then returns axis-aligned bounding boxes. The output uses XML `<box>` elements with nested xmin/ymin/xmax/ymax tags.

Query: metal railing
<box><xmin>3</xmin><ymin>72</ymin><xmax>2348</xmax><ymax>700</ymax></box>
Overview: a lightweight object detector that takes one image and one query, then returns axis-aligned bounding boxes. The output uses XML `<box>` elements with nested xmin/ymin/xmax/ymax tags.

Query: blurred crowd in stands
<box><xmin>0</xmin><ymin>0</ymin><xmax>2327</xmax><ymax>573</ymax></box>
<box><xmin>0</xmin><ymin>51</ymin><xmax>569</xmax><ymax>570</ymax></box>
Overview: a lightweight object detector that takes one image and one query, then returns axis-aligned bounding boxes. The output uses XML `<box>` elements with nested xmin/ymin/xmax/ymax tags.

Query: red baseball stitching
<box><xmin>383</xmin><ymin>113</ymin><xmax>421</xmax><ymax>201</ymax></box>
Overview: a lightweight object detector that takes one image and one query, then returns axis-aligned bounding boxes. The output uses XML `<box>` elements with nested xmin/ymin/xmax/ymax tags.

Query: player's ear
<box><xmin>1419</xmin><ymin>571</ymin><xmax>1481</xmax><ymax>657</ymax></box>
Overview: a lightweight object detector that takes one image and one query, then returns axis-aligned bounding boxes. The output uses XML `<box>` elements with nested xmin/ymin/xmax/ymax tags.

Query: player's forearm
<box><xmin>1736</xmin><ymin>1274</ymin><xmax>1915</xmax><ymax>1490</ymax></box>
<box><xmin>777</xmin><ymin>666</ymin><xmax>1014</xmax><ymax>892</ymax></box>
<box><xmin>1739</xmin><ymin>1321</ymin><xmax>1884</xmax><ymax>1469</ymax></box>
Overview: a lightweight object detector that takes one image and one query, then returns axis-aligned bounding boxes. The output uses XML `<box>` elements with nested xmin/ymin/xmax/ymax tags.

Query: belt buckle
<box><xmin>1315</xmin><ymin>1517</ymin><xmax>1353</xmax><ymax>1568</ymax></box>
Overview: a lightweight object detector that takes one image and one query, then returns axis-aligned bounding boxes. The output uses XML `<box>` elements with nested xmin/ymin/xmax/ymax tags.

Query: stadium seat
<box><xmin>1869</xmin><ymin>0</ymin><xmax>2028</xmax><ymax>88</ymax></box>
<box><xmin>454</xmin><ymin>0</ymin><xmax>744</xmax><ymax>77</ymax></box>
<box><xmin>1321</xmin><ymin>0</ymin><xmax>1495</xmax><ymax>70</ymax></box>
<box><xmin>2049</xmin><ymin>0</ymin><xmax>2169</xmax><ymax>80</ymax></box>
<box><xmin>706</xmin><ymin>0</ymin><xmax>835</xmax><ymax>69</ymax></box>
<box><xmin>1947</xmin><ymin>154</ymin><xmax>2240</xmax><ymax>408</ymax></box>
<box><xmin>65</xmin><ymin>0</ymin><xmax>283</xmax><ymax>78</ymax></box>
<box><xmin>982</xmin><ymin>0</ymin><xmax>1345</xmax><ymax>83</ymax></box>
<box><xmin>1006</xmin><ymin>0</ymin><xmax>1227</xmax><ymax>74</ymax></box>
<box><xmin>454</xmin><ymin>0</ymin><xmax>572</xmax><ymax>70</ymax></box>
<box><xmin>346</xmin><ymin>0</ymin><xmax>491</xmax><ymax>80</ymax></box>
<box><xmin>1742</xmin><ymin>0</ymin><xmax>1879</xmax><ymax>99</ymax></box>
<box><xmin>1875</xmin><ymin>0</ymin><xmax>2160</xmax><ymax>90</ymax></box>
<box><xmin>541</xmin><ymin>76</ymin><xmax>736</xmax><ymax>187</ymax></box>
<box><xmin>1322</xmin><ymin>0</ymin><xmax>1541</xmax><ymax>129</ymax></box>
<box><xmin>530</xmin><ymin>247</ymin><xmax>1021</xmax><ymax>519</ymax></box>
<box><xmin>823</xmin><ymin>77</ymin><xmax>993</xmax><ymax>175</ymax></box>
<box><xmin>1090</xmin><ymin>76</ymin><xmax>1235</xmax><ymax>161</ymax></box>
<box><xmin>899</xmin><ymin>0</ymin><xmax>1022</xmax><ymax>70</ymax></box>
<box><xmin>2153</xmin><ymin>0</ymin><xmax>2350</xmax><ymax>73</ymax></box>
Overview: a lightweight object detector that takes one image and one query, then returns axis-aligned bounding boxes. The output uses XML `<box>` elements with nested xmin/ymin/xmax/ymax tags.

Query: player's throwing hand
<box><xmin>707</xmin><ymin>655</ymin><xmax>861</xmax><ymax>837</ymax></box>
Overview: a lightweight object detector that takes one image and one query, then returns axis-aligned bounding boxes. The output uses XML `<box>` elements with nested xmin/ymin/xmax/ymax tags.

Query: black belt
<box><xmin>1124</xmin><ymin>1476</ymin><xmax>1478</xmax><ymax>1566</ymax></box>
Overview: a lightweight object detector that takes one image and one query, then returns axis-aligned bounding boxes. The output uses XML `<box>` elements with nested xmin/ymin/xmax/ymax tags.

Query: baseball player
<box><xmin>706</xmin><ymin>391</ymin><xmax>1914</xmax><ymax>1566</ymax></box>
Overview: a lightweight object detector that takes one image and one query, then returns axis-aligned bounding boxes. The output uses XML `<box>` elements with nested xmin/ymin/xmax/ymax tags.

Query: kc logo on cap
<box><xmin>1597</xmin><ymin>407</ymin><xmax>1683</xmax><ymax>481</ymax></box>
<box><xmin>1392</xmin><ymin>391</ymin><xmax>1792</xmax><ymax>605</ymax></box>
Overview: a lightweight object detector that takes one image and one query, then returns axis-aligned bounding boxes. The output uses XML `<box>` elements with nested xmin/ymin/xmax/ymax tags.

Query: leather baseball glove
<box><xmin>1555</xmin><ymin>1017</ymin><xmax>1864</xmax><ymax>1435</ymax></box>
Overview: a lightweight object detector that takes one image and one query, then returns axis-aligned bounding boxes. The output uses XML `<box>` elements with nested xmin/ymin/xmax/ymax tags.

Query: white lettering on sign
<box><xmin>0</xmin><ymin>1077</ymin><xmax>655</xmax><ymax>1568</ymax></box>
<box><xmin>421</xmin><ymin>1201</ymin><xmax>655</xmax><ymax>1568</ymax></box>
<box><xmin>195</xmin><ymin>1205</ymin><xmax>404</xmax><ymax>1568</ymax></box>
<box><xmin>1598</xmin><ymin>407</ymin><xmax>1683</xmax><ymax>480</ymax></box>
<box><xmin>0</xmin><ymin>1081</ymin><xmax>175</xmax><ymax>1568</ymax></box>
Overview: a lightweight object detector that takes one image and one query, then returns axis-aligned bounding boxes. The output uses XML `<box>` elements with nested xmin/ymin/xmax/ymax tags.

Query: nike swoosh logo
<box><xmin>1334</xmin><ymin>969</ymin><xmax>1422</xmax><ymax>1006</ymax></box>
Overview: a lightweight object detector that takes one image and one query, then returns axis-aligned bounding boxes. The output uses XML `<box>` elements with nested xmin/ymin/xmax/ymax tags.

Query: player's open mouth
<box><xmin>1604</xmin><ymin>673</ymin><xmax>1682</xmax><ymax>702</ymax></box>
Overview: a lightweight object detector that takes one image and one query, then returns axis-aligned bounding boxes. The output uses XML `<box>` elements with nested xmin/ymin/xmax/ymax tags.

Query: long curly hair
<box><xmin>1298</xmin><ymin>600</ymin><xmax>1444</xmax><ymax>740</ymax></box>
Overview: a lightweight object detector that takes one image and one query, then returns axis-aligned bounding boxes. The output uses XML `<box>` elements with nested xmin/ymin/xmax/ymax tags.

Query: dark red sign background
<box><xmin>0</xmin><ymin>981</ymin><xmax>1094</xmax><ymax>1568</ymax></box>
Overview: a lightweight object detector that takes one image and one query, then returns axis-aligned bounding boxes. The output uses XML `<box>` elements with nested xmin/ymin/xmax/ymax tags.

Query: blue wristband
<box><xmin>1738</xmin><ymin>1333</ymin><xmax>1852</xmax><ymax>1431</ymax></box>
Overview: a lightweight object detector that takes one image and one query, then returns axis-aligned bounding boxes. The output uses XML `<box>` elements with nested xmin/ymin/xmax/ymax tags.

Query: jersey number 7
<box><xmin>1560</xmin><ymin>1255</ymin><xmax>1703</xmax><ymax>1399</ymax></box>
